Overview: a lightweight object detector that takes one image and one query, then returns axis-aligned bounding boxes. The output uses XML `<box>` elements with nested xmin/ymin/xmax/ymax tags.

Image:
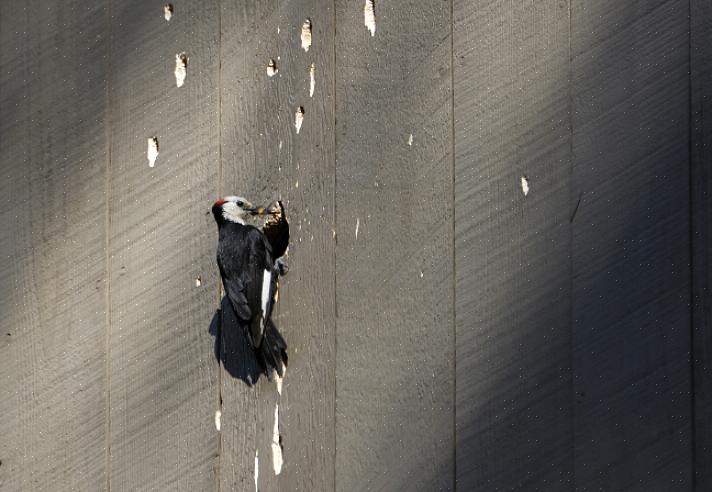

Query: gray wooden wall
<box><xmin>0</xmin><ymin>0</ymin><xmax>709</xmax><ymax>490</ymax></box>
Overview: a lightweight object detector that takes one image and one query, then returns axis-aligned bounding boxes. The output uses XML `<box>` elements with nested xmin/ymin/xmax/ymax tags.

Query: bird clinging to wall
<box><xmin>212</xmin><ymin>196</ymin><xmax>288</xmax><ymax>379</ymax></box>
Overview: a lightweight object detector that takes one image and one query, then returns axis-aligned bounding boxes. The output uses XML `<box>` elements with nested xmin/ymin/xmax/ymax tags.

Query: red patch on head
<box><xmin>214</xmin><ymin>198</ymin><xmax>226</xmax><ymax>206</ymax></box>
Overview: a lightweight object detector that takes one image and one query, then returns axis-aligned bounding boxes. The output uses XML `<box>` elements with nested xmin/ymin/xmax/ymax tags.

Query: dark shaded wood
<box><xmin>220</xmin><ymin>0</ymin><xmax>336</xmax><ymax>490</ymax></box>
<box><xmin>691</xmin><ymin>1</ymin><xmax>712</xmax><ymax>489</ymax></box>
<box><xmin>107</xmin><ymin>2</ymin><xmax>219</xmax><ymax>489</ymax></box>
<box><xmin>334</xmin><ymin>1</ymin><xmax>454</xmax><ymax>490</ymax></box>
<box><xmin>0</xmin><ymin>2</ymin><xmax>109</xmax><ymax>490</ymax></box>
<box><xmin>571</xmin><ymin>1</ymin><xmax>692</xmax><ymax>489</ymax></box>
<box><xmin>453</xmin><ymin>0</ymin><xmax>573</xmax><ymax>489</ymax></box>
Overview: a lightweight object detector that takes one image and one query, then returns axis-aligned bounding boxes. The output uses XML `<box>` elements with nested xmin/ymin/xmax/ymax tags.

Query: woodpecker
<box><xmin>253</xmin><ymin>200</ymin><xmax>290</xmax><ymax>275</ymax></box>
<box><xmin>212</xmin><ymin>196</ymin><xmax>287</xmax><ymax>378</ymax></box>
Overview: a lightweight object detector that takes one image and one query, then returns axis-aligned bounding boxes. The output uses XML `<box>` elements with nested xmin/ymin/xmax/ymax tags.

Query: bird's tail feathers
<box><xmin>257</xmin><ymin>318</ymin><xmax>288</xmax><ymax>379</ymax></box>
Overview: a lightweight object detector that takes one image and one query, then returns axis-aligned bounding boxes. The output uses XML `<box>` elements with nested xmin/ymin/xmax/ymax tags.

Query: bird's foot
<box><xmin>276</xmin><ymin>258</ymin><xmax>289</xmax><ymax>276</ymax></box>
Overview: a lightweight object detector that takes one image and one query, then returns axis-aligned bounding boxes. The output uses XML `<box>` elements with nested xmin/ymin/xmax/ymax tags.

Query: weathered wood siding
<box><xmin>691</xmin><ymin>0</ymin><xmax>712</xmax><ymax>489</ymax></box>
<box><xmin>0</xmin><ymin>2</ymin><xmax>109</xmax><ymax>490</ymax></box>
<box><xmin>220</xmin><ymin>1</ymin><xmax>336</xmax><ymax>490</ymax></box>
<box><xmin>0</xmin><ymin>1</ymin><xmax>709</xmax><ymax>491</ymax></box>
<box><xmin>571</xmin><ymin>1</ymin><xmax>692</xmax><ymax>489</ymax></box>
<box><xmin>453</xmin><ymin>1</ymin><xmax>573</xmax><ymax>489</ymax></box>
<box><xmin>107</xmin><ymin>1</ymin><xmax>220</xmax><ymax>490</ymax></box>
<box><xmin>334</xmin><ymin>0</ymin><xmax>454</xmax><ymax>490</ymax></box>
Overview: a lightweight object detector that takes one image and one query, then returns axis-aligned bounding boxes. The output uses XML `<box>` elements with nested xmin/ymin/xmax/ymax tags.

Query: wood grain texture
<box><xmin>690</xmin><ymin>1</ymin><xmax>712</xmax><ymax>489</ymax></box>
<box><xmin>453</xmin><ymin>1</ymin><xmax>573</xmax><ymax>489</ymax></box>
<box><xmin>571</xmin><ymin>1</ymin><xmax>692</xmax><ymax>489</ymax></box>
<box><xmin>107</xmin><ymin>2</ymin><xmax>219</xmax><ymax>489</ymax></box>
<box><xmin>1</xmin><ymin>1</ymin><xmax>708</xmax><ymax>490</ymax></box>
<box><xmin>220</xmin><ymin>0</ymin><xmax>336</xmax><ymax>490</ymax></box>
<box><xmin>0</xmin><ymin>2</ymin><xmax>109</xmax><ymax>490</ymax></box>
<box><xmin>334</xmin><ymin>0</ymin><xmax>454</xmax><ymax>490</ymax></box>
<box><xmin>218</xmin><ymin>3</ymin><xmax>277</xmax><ymax>490</ymax></box>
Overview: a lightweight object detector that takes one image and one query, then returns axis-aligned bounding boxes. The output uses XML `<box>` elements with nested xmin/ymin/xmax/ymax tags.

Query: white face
<box><xmin>221</xmin><ymin>196</ymin><xmax>254</xmax><ymax>224</ymax></box>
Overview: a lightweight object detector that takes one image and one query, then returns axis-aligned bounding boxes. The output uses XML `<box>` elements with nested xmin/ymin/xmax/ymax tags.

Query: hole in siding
<box><xmin>147</xmin><ymin>137</ymin><xmax>159</xmax><ymax>167</ymax></box>
<box><xmin>254</xmin><ymin>450</ymin><xmax>259</xmax><ymax>492</ymax></box>
<box><xmin>364</xmin><ymin>0</ymin><xmax>376</xmax><ymax>36</ymax></box>
<box><xmin>309</xmin><ymin>63</ymin><xmax>315</xmax><ymax>97</ymax></box>
<box><xmin>520</xmin><ymin>175</ymin><xmax>530</xmax><ymax>196</ymax></box>
<box><xmin>195</xmin><ymin>276</ymin><xmax>202</xmax><ymax>287</ymax></box>
<box><xmin>163</xmin><ymin>4</ymin><xmax>173</xmax><ymax>21</ymax></box>
<box><xmin>175</xmin><ymin>53</ymin><xmax>188</xmax><ymax>87</ymax></box>
<box><xmin>274</xmin><ymin>363</ymin><xmax>286</xmax><ymax>395</ymax></box>
<box><xmin>272</xmin><ymin>403</ymin><xmax>283</xmax><ymax>475</ymax></box>
<box><xmin>301</xmin><ymin>19</ymin><xmax>312</xmax><ymax>51</ymax></box>
<box><xmin>267</xmin><ymin>59</ymin><xmax>278</xmax><ymax>77</ymax></box>
<box><xmin>294</xmin><ymin>106</ymin><xmax>304</xmax><ymax>134</ymax></box>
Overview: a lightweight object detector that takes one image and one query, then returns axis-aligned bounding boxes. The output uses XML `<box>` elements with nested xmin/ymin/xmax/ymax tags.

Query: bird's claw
<box><xmin>276</xmin><ymin>258</ymin><xmax>289</xmax><ymax>276</ymax></box>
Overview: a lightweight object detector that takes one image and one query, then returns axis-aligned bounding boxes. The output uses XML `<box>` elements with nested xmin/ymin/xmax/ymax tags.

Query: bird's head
<box><xmin>212</xmin><ymin>196</ymin><xmax>256</xmax><ymax>225</ymax></box>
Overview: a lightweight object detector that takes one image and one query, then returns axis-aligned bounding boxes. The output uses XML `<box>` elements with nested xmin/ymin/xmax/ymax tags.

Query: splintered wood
<box><xmin>309</xmin><ymin>63</ymin><xmax>316</xmax><ymax>97</ymax></box>
<box><xmin>175</xmin><ymin>53</ymin><xmax>187</xmax><ymax>87</ymax></box>
<box><xmin>147</xmin><ymin>137</ymin><xmax>159</xmax><ymax>167</ymax></box>
<box><xmin>364</xmin><ymin>0</ymin><xmax>376</xmax><ymax>36</ymax></box>
<box><xmin>301</xmin><ymin>19</ymin><xmax>312</xmax><ymax>51</ymax></box>
<box><xmin>267</xmin><ymin>59</ymin><xmax>278</xmax><ymax>77</ymax></box>
<box><xmin>272</xmin><ymin>404</ymin><xmax>283</xmax><ymax>475</ymax></box>
<box><xmin>295</xmin><ymin>106</ymin><xmax>305</xmax><ymax>134</ymax></box>
<box><xmin>520</xmin><ymin>175</ymin><xmax>530</xmax><ymax>196</ymax></box>
<box><xmin>254</xmin><ymin>450</ymin><xmax>259</xmax><ymax>492</ymax></box>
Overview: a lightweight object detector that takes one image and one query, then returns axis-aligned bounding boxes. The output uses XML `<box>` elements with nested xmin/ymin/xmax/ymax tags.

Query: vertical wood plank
<box><xmin>220</xmin><ymin>1</ymin><xmax>336</xmax><ymax>490</ymax></box>
<box><xmin>0</xmin><ymin>1</ymin><xmax>109</xmax><ymax>490</ymax></box>
<box><xmin>571</xmin><ymin>1</ymin><xmax>692</xmax><ymax>489</ymax></box>
<box><xmin>108</xmin><ymin>2</ymin><xmax>219</xmax><ymax>489</ymax></box>
<box><xmin>334</xmin><ymin>1</ymin><xmax>454</xmax><ymax>490</ymax></box>
<box><xmin>690</xmin><ymin>0</ymin><xmax>711</xmax><ymax>488</ymax></box>
<box><xmin>453</xmin><ymin>1</ymin><xmax>573</xmax><ymax>489</ymax></box>
<box><xmin>218</xmin><ymin>3</ymin><xmax>276</xmax><ymax>490</ymax></box>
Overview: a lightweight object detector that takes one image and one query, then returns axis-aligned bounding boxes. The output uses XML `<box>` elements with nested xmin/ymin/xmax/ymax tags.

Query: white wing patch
<box><xmin>261</xmin><ymin>269</ymin><xmax>272</xmax><ymax>325</ymax></box>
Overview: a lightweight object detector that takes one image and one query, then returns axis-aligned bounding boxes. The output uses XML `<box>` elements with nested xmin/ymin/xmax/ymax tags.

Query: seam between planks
<box><xmin>687</xmin><ymin>0</ymin><xmax>697</xmax><ymax>487</ymax></box>
<box><xmin>104</xmin><ymin>0</ymin><xmax>114</xmax><ymax>489</ymax></box>
<box><xmin>449</xmin><ymin>0</ymin><xmax>457</xmax><ymax>489</ymax></box>
<box><xmin>332</xmin><ymin>0</ymin><xmax>338</xmax><ymax>489</ymax></box>
<box><xmin>567</xmin><ymin>0</ymin><xmax>576</xmax><ymax>489</ymax></box>
<box><xmin>216</xmin><ymin>1</ymin><xmax>223</xmax><ymax>490</ymax></box>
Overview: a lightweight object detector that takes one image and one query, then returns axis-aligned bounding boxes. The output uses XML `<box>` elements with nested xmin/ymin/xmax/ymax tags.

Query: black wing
<box><xmin>217</xmin><ymin>224</ymin><xmax>275</xmax><ymax>349</ymax></box>
<box><xmin>263</xmin><ymin>201</ymin><xmax>289</xmax><ymax>260</ymax></box>
<box><xmin>217</xmin><ymin>260</ymin><xmax>251</xmax><ymax>321</ymax></box>
<box><xmin>244</xmin><ymin>228</ymin><xmax>275</xmax><ymax>348</ymax></box>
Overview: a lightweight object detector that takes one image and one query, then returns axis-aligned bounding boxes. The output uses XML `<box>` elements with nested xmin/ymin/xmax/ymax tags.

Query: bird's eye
<box><xmin>237</xmin><ymin>201</ymin><xmax>244</xmax><ymax>207</ymax></box>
